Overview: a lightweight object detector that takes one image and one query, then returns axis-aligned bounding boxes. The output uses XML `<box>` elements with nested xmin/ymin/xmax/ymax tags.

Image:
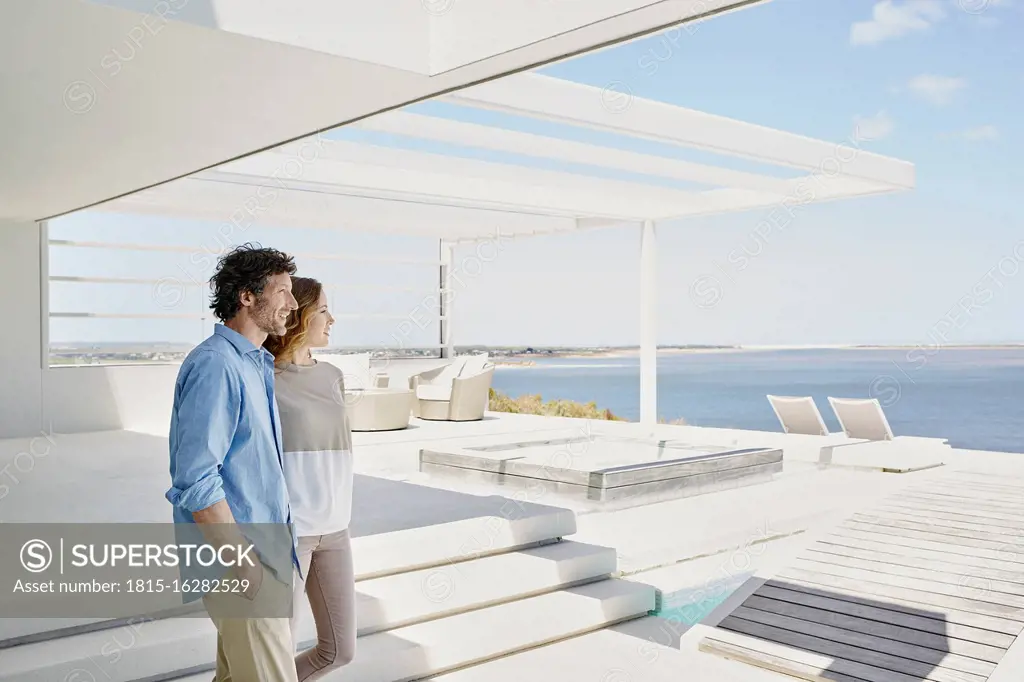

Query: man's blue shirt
<box><xmin>166</xmin><ymin>324</ymin><xmax>298</xmax><ymax>580</ymax></box>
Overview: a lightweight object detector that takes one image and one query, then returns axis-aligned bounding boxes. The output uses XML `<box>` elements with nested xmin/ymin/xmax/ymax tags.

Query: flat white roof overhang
<box><xmin>94</xmin><ymin>73</ymin><xmax>915</xmax><ymax>242</ymax></box>
<box><xmin>2</xmin><ymin>0</ymin><xmax>772</xmax><ymax>223</ymax></box>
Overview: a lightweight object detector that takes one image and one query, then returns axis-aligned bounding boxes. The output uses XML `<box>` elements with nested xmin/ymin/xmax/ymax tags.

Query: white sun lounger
<box><xmin>766</xmin><ymin>395</ymin><xmax>830</xmax><ymax>436</ymax></box>
<box><xmin>766</xmin><ymin>396</ymin><xmax>946</xmax><ymax>472</ymax></box>
<box><xmin>827</xmin><ymin>396</ymin><xmax>894</xmax><ymax>441</ymax></box>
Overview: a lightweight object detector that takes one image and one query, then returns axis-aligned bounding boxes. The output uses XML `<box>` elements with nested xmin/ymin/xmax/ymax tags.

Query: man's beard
<box><xmin>252</xmin><ymin>295</ymin><xmax>287</xmax><ymax>336</ymax></box>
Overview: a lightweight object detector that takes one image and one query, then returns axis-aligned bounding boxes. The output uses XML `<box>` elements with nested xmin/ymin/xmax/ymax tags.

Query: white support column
<box><xmin>0</xmin><ymin>220</ymin><xmax>44</xmax><ymax>437</ymax></box>
<box><xmin>439</xmin><ymin>240</ymin><xmax>456</xmax><ymax>359</ymax></box>
<box><xmin>640</xmin><ymin>219</ymin><xmax>657</xmax><ymax>428</ymax></box>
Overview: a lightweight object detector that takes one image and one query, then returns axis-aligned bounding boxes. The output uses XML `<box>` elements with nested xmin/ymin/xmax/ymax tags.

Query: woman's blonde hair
<box><xmin>263</xmin><ymin>276</ymin><xmax>324</xmax><ymax>365</ymax></box>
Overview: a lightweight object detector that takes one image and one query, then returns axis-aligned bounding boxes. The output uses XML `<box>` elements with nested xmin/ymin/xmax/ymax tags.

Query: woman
<box><xmin>264</xmin><ymin>276</ymin><xmax>356</xmax><ymax>681</ymax></box>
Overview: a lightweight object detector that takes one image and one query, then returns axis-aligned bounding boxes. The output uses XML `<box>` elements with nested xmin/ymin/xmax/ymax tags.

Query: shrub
<box><xmin>488</xmin><ymin>388</ymin><xmax>687</xmax><ymax>424</ymax></box>
<box><xmin>488</xmin><ymin>388</ymin><xmax>627</xmax><ymax>420</ymax></box>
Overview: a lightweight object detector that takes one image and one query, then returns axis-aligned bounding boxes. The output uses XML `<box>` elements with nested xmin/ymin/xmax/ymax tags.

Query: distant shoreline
<box><xmin>494</xmin><ymin>344</ymin><xmax>1024</xmax><ymax>360</ymax></box>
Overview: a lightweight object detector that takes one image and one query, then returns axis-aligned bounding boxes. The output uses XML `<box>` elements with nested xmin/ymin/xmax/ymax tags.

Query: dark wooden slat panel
<box><xmin>774</xmin><ymin>567</ymin><xmax>1024</xmax><ymax>626</ymax></box>
<box><xmin>732</xmin><ymin>605</ymin><xmax>997</xmax><ymax>677</ymax></box>
<box><xmin>719</xmin><ymin>616</ymin><xmax>987</xmax><ymax>682</ymax></box>
<box><xmin>763</xmin><ymin>576</ymin><xmax>1023</xmax><ymax>636</ymax></box>
<box><xmin>745</xmin><ymin>593</ymin><xmax>1007</xmax><ymax>662</ymax></box>
<box><xmin>754</xmin><ymin>585</ymin><xmax>1015</xmax><ymax>649</ymax></box>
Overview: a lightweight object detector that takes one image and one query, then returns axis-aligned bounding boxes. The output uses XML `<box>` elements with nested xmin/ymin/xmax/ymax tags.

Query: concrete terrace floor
<box><xmin>2</xmin><ymin>411</ymin><xmax>1023</xmax><ymax>680</ymax></box>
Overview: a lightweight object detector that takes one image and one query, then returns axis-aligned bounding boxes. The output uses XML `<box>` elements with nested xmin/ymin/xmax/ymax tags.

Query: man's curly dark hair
<box><xmin>209</xmin><ymin>244</ymin><xmax>297</xmax><ymax>322</ymax></box>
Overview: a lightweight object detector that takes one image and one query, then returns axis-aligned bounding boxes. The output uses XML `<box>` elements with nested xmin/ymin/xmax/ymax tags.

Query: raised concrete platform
<box><xmin>420</xmin><ymin>430</ymin><xmax>783</xmax><ymax>510</ymax></box>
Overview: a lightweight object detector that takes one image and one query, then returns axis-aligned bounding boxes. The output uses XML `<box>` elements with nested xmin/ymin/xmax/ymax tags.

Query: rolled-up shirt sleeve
<box><xmin>166</xmin><ymin>351</ymin><xmax>240</xmax><ymax>514</ymax></box>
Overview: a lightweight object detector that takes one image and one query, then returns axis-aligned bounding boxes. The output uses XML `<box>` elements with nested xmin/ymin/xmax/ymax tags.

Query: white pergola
<box><xmin>94</xmin><ymin>72</ymin><xmax>915</xmax><ymax>427</ymax></box>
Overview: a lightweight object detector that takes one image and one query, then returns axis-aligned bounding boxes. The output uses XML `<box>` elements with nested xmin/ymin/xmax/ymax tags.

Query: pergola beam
<box><xmin>98</xmin><ymin>177</ymin><xmax>580</xmax><ymax>240</ymax></box>
<box><xmin>214</xmin><ymin>139</ymin><xmax>705</xmax><ymax>220</ymax></box>
<box><xmin>447</xmin><ymin>73</ymin><xmax>915</xmax><ymax>190</ymax></box>
<box><xmin>354</xmin><ymin>110</ymin><xmax>808</xmax><ymax>196</ymax></box>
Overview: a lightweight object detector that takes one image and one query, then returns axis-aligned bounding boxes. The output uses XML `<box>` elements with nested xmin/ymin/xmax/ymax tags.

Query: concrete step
<box><xmin>351</xmin><ymin>506</ymin><xmax>577</xmax><ymax>580</ymax></box>
<box><xmin>0</xmin><ymin>541</ymin><xmax>619</xmax><ymax>682</ymax></box>
<box><xmin>0</xmin><ymin>505</ymin><xmax>576</xmax><ymax>648</ymax></box>
<box><xmin>425</xmin><ymin>615</ymin><xmax>787</xmax><ymax>682</ymax></box>
<box><xmin>345</xmin><ymin>540</ymin><xmax>616</xmax><ymax>637</ymax></box>
<box><xmin>173</xmin><ymin>579</ymin><xmax>656</xmax><ymax>682</ymax></box>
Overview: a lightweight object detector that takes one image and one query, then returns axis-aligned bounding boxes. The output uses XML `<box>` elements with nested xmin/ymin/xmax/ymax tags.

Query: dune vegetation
<box><xmin>488</xmin><ymin>388</ymin><xmax>686</xmax><ymax>424</ymax></box>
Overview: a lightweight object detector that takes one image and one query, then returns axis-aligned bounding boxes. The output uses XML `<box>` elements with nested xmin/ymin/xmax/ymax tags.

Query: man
<box><xmin>166</xmin><ymin>244</ymin><xmax>300</xmax><ymax>682</ymax></box>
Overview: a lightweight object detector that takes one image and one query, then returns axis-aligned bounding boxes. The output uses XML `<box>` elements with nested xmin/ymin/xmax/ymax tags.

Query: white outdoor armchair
<box><xmin>409</xmin><ymin>354</ymin><xmax>495</xmax><ymax>421</ymax></box>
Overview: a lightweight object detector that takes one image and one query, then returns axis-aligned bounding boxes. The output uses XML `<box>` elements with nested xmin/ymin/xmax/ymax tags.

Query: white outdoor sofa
<box><xmin>408</xmin><ymin>354</ymin><xmax>495</xmax><ymax>422</ymax></box>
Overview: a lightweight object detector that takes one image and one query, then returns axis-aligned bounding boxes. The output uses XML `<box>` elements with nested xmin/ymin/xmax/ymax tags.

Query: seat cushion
<box><xmin>416</xmin><ymin>384</ymin><xmax>453</xmax><ymax>401</ymax></box>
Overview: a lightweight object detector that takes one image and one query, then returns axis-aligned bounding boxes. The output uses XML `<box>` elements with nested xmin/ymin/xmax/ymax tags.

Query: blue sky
<box><xmin>52</xmin><ymin>0</ymin><xmax>1024</xmax><ymax>348</ymax></box>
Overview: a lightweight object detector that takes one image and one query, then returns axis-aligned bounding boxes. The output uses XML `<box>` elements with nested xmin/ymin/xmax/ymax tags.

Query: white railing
<box><xmin>47</xmin><ymin>238</ymin><xmax>446</xmax><ymax>366</ymax></box>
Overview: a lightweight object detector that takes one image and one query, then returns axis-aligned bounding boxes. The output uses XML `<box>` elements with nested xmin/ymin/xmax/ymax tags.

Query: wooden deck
<box><xmin>699</xmin><ymin>471</ymin><xmax>1024</xmax><ymax>681</ymax></box>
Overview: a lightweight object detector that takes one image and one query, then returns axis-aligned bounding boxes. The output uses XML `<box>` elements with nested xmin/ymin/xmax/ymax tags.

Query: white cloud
<box><xmin>961</xmin><ymin>125</ymin><xmax>999</xmax><ymax>140</ymax></box>
<box><xmin>851</xmin><ymin>0</ymin><xmax>947</xmax><ymax>45</ymax></box>
<box><xmin>853</xmin><ymin>111</ymin><xmax>896</xmax><ymax>141</ymax></box>
<box><xmin>907</xmin><ymin>74</ymin><xmax>967</xmax><ymax>105</ymax></box>
<box><xmin>941</xmin><ymin>125</ymin><xmax>999</xmax><ymax>141</ymax></box>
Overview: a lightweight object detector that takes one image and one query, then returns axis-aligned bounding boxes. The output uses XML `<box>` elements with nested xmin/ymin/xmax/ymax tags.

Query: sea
<box><xmin>490</xmin><ymin>347</ymin><xmax>1024</xmax><ymax>454</ymax></box>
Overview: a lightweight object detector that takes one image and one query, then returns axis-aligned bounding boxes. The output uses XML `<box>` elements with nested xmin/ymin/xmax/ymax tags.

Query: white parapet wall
<box><xmin>0</xmin><ymin>222</ymin><xmax>185</xmax><ymax>437</ymax></box>
<box><xmin>40</xmin><ymin>350</ymin><xmax>451</xmax><ymax>437</ymax></box>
